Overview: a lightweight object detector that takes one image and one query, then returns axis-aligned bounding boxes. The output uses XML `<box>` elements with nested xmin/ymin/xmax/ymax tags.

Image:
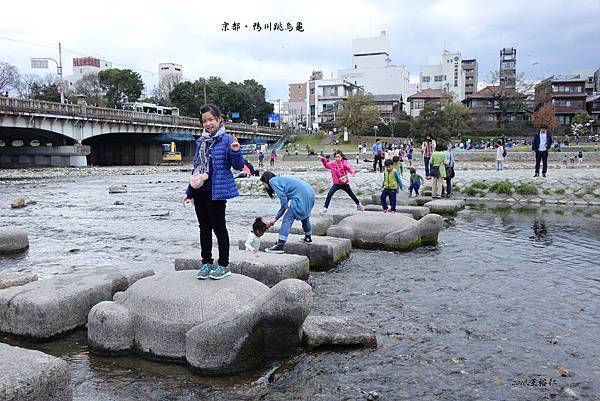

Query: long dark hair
<box><xmin>333</xmin><ymin>150</ymin><xmax>347</xmax><ymax>160</ymax></box>
<box><xmin>260</xmin><ymin>171</ymin><xmax>276</xmax><ymax>198</ymax></box>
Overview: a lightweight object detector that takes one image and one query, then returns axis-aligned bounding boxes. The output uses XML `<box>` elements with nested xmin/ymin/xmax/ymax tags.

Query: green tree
<box><xmin>571</xmin><ymin>113</ymin><xmax>594</xmax><ymax>136</ymax></box>
<box><xmin>384</xmin><ymin>111</ymin><xmax>413</xmax><ymax>137</ymax></box>
<box><xmin>338</xmin><ymin>92</ymin><xmax>380</xmax><ymax>136</ymax></box>
<box><xmin>98</xmin><ymin>68</ymin><xmax>144</xmax><ymax>107</ymax></box>
<box><xmin>170</xmin><ymin>81</ymin><xmax>203</xmax><ymax>117</ymax></box>
<box><xmin>411</xmin><ymin>102</ymin><xmax>447</xmax><ymax>143</ymax></box>
<box><xmin>30</xmin><ymin>82</ymin><xmax>61</xmax><ymax>102</ymax></box>
<box><xmin>442</xmin><ymin>101</ymin><xmax>471</xmax><ymax>138</ymax></box>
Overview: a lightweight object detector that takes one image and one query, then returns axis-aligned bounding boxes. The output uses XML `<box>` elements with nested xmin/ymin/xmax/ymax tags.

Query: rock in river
<box><xmin>0</xmin><ymin>228</ymin><xmax>29</xmax><ymax>255</ymax></box>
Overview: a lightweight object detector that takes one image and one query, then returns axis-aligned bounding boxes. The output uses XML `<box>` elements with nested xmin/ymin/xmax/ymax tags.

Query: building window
<box><xmin>422</xmin><ymin>76</ymin><xmax>431</xmax><ymax>82</ymax></box>
<box><xmin>552</xmin><ymin>85</ymin><xmax>583</xmax><ymax>93</ymax></box>
<box><xmin>558</xmin><ymin>115</ymin><xmax>572</xmax><ymax>124</ymax></box>
<box><xmin>412</xmin><ymin>100</ymin><xmax>424</xmax><ymax>109</ymax></box>
<box><xmin>310</xmin><ymin>88</ymin><xmax>315</xmax><ymax>95</ymax></box>
<box><xmin>434</xmin><ymin>75</ymin><xmax>444</xmax><ymax>82</ymax></box>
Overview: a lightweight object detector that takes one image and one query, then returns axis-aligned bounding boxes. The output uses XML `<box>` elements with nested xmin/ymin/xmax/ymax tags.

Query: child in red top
<box><xmin>319</xmin><ymin>151</ymin><xmax>365</xmax><ymax>214</ymax></box>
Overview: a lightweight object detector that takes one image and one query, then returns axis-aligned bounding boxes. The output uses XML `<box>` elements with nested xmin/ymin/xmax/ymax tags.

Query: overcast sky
<box><xmin>1</xmin><ymin>0</ymin><xmax>599</xmax><ymax>100</ymax></box>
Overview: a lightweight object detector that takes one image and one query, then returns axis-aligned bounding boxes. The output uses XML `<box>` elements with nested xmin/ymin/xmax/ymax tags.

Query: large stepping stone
<box><xmin>0</xmin><ymin>267</ymin><xmax>153</xmax><ymax>339</ymax></box>
<box><xmin>0</xmin><ymin>228</ymin><xmax>29</xmax><ymax>255</ymax></box>
<box><xmin>414</xmin><ymin>196</ymin><xmax>432</xmax><ymax>206</ymax></box>
<box><xmin>0</xmin><ymin>343</ymin><xmax>72</xmax><ymax>401</ymax></box>
<box><xmin>362</xmin><ymin>205</ymin><xmax>429</xmax><ymax>219</ymax></box>
<box><xmin>174</xmin><ymin>248</ymin><xmax>310</xmax><ymax>287</ymax></box>
<box><xmin>268</xmin><ymin>216</ymin><xmax>334</xmax><ymax>236</ymax></box>
<box><xmin>0</xmin><ymin>272</ymin><xmax>38</xmax><ymax>289</ymax></box>
<box><xmin>327</xmin><ymin>211</ymin><xmax>443</xmax><ymax>250</ymax></box>
<box><xmin>88</xmin><ymin>272</ymin><xmax>311</xmax><ymax>374</ymax></box>
<box><xmin>424</xmin><ymin>199</ymin><xmax>465</xmax><ymax>215</ymax></box>
<box><xmin>238</xmin><ymin>233</ymin><xmax>352</xmax><ymax>271</ymax></box>
<box><xmin>302</xmin><ymin>315</ymin><xmax>377</xmax><ymax>349</ymax></box>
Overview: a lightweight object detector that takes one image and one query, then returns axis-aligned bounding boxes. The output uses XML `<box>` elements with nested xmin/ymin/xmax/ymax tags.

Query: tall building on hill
<box><xmin>64</xmin><ymin>57</ymin><xmax>112</xmax><ymax>91</ymax></box>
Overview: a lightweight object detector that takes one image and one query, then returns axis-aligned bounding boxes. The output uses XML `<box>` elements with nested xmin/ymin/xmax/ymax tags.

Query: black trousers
<box><xmin>193</xmin><ymin>190</ymin><xmax>229</xmax><ymax>267</ymax></box>
<box><xmin>373</xmin><ymin>155</ymin><xmax>383</xmax><ymax>172</ymax></box>
<box><xmin>535</xmin><ymin>151</ymin><xmax>549</xmax><ymax>175</ymax></box>
<box><xmin>324</xmin><ymin>184</ymin><xmax>360</xmax><ymax>208</ymax></box>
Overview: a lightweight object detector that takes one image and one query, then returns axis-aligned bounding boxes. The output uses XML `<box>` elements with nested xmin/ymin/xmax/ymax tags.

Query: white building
<box><xmin>419</xmin><ymin>51</ymin><xmax>465</xmax><ymax>100</ymax></box>
<box><xmin>64</xmin><ymin>57</ymin><xmax>113</xmax><ymax>91</ymax></box>
<box><xmin>337</xmin><ymin>31</ymin><xmax>410</xmax><ymax>105</ymax></box>
<box><xmin>159</xmin><ymin>63</ymin><xmax>183</xmax><ymax>87</ymax></box>
<box><xmin>306</xmin><ymin>78</ymin><xmax>361</xmax><ymax>129</ymax></box>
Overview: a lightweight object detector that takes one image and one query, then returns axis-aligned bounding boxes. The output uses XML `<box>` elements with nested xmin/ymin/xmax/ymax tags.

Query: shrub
<box><xmin>543</xmin><ymin>189</ymin><xmax>551</xmax><ymax>195</ymax></box>
<box><xmin>515</xmin><ymin>183</ymin><xmax>538</xmax><ymax>196</ymax></box>
<box><xmin>463</xmin><ymin>186</ymin><xmax>481</xmax><ymax>197</ymax></box>
<box><xmin>489</xmin><ymin>181</ymin><xmax>513</xmax><ymax>195</ymax></box>
<box><xmin>471</xmin><ymin>181</ymin><xmax>489</xmax><ymax>190</ymax></box>
<box><xmin>554</xmin><ymin>188</ymin><xmax>566</xmax><ymax>195</ymax></box>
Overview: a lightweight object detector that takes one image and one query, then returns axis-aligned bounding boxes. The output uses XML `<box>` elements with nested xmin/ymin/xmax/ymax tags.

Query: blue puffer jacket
<box><xmin>186</xmin><ymin>133</ymin><xmax>244</xmax><ymax>200</ymax></box>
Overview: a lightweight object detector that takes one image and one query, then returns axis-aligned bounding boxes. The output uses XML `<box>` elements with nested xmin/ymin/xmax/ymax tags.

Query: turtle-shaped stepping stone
<box><xmin>87</xmin><ymin>271</ymin><xmax>312</xmax><ymax>374</ymax></box>
<box><xmin>327</xmin><ymin>211</ymin><xmax>443</xmax><ymax>250</ymax></box>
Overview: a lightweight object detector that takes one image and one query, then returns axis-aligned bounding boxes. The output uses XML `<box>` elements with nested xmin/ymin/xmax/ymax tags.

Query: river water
<box><xmin>1</xmin><ymin>171</ymin><xmax>599</xmax><ymax>401</ymax></box>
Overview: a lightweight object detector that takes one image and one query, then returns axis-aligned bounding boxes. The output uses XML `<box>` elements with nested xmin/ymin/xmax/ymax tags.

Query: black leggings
<box><xmin>193</xmin><ymin>190</ymin><xmax>229</xmax><ymax>267</ymax></box>
<box><xmin>324</xmin><ymin>184</ymin><xmax>360</xmax><ymax>208</ymax></box>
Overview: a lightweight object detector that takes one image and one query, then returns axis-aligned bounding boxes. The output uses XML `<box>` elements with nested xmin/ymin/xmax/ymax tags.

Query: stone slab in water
<box><xmin>424</xmin><ymin>199</ymin><xmax>465</xmax><ymax>214</ymax></box>
<box><xmin>414</xmin><ymin>196</ymin><xmax>432</xmax><ymax>206</ymax></box>
<box><xmin>362</xmin><ymin>205</ymin><xmax>430</xmax><ymax>219</ymax></box>
<box><xmin>0</xmin><ymin>343</ymin><xmax>72</xmax><ymax>401</ymax></box>
<box><xmin>108</xmin><ymin>185</ymin><xmax>127</xmax><ymax>193</ymax></box>
<box><xmin>88</xmin><ymin>271</ymin><xmax>312</xmax><ymax>374</ymax></box>
<box><xmin>0</xmin><ymin>272</ymin><xmax>38</xmax><ymax>289</ymax></box>
<box><xmin>0</xmin><ymin>267</ymin><xmax>154</xmax><ymax>339</ymax></box>
<box><xmin>301</xmin><ymin>315</ymin><xmax>377</xmax><ymax>349</ymax></box>
<box><xmin>268</xmin><ymin>216</ymin><xmax>334</xmax><ymax>236</ymax></box>
<box><xmin>327</xmin><ymin>211</ymin><xmax>443</xmax><ymax>251</ymax></box>
<box><xmin>239</xmin><ymin>233</ymin><xmax>351</xmax><ymax>271</ymax></box>
<box><xmin>0</xmin><ymin>228</ymin><xmax>29</xmax><ymax>255</ymax></box>
<box><xmin>291</xmin><ymin>166</ymin><xmax>308</xmax><ymax>172</ymax></box>
<box><xmin>174</xmin><ymin>248</ymin><xmax>310</xmax><ymax>287</ymax></box>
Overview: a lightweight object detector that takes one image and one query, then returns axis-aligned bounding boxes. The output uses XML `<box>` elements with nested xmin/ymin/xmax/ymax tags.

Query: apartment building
<box><xmin>407</xmin><ymin>88</ymin><xmax>444</xmax><ymax>117</ymax></box>
<box><xmin>535</xmin><ymin>75</ymin><xmax>587</xmax><ymax>125</ymax></box>
<box><xmin>462</xmin><ymin>59</ymin><xmax>478</xmax><ymax>97</ymax></box>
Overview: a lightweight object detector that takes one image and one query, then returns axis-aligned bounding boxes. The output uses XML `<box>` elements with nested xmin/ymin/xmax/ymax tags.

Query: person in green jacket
<box><xmin>429</xmin><ymin>148</ymin><xmax>449</xmax><ymax>198</ymax></box>
<box><xmin>380</xmin><ymin>159</ymin><xmax>403</xmax><ymax>212</ymax></box>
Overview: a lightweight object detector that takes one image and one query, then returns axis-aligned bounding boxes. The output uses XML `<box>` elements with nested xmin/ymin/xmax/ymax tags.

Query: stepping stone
<box><xmin>414</xmin><ymin>196</ymin><xmax>432</xmax><ymax>206</ymax></box>
<box><xmin>327</xmin><ymin>211</ymin><xmax>443</xmax><ymax>251</ymax></box>
<box><xmin>291</xmin><ymin>167</ymin><xmax>307</xmax><ymax>172</ymax></box>
<box><xmin>0</xmin><ymin>228</ymin><xmax>29</xmax><ymax>255</ymax></box>
<box><xmin>424</xmin><ymin>199</ymin><xmax>465</xmax><ymax>215</ymax></box>
<box><xmin>238</xmin><ymin>233</ymin><xmax>351</xmax><ymax>271</ymax></box>
<box><xmin>0</xmin><ymin>343</ymin><xmax>72</xmax><ymax>401</ymax></box>
<box><xmin>108</xmin><ymin>185</ymin><xmax>127</xmax><ymax>194</ymax></box>
<box><xmin>174</xmin><ymin>248</ymin><xmax>310</xmax><ymax>287</ymax></box>
<box><xmin>0</xmin><ymin>272</ymin><xmax>38</xmax><ymax>289</ymax></box>
<box><xmin>88</xmin><ymin>272</ymin><xmax>312</xmax><ymax>374</ymax></box>
<box><xmin>268</xmin><ymin>216</ymin><xmax>334</xmax><ymax>236</ymax></box>
<box><xmin>0</xmin><ymin>267</ymin><xmax>153</xmax><ymax>339</ymax></box>
<box><xmin>362</xmin><ymin>205</ymin><xmax>429</xmax><ymax>219</ymax></box>
<box><xmin>328</xmin><ymin>212</ymin><xmax>357</xmax><ymax>224</ymax></box>
<box><xmin>301</xmin><ymin>315</ymin><xmax>377</xmax><ymax>349</ymax></box>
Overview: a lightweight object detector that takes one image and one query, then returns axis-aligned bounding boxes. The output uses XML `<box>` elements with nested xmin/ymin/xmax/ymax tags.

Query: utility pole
<box><xmin>58</xmin><ymin>42</ymin><xmax>64</xmax><ymax>104</ymax></box>
<box><xmin>31</xmin><ymin>42</ymin><xmax>65</xmax><ymax>104</ymax></box>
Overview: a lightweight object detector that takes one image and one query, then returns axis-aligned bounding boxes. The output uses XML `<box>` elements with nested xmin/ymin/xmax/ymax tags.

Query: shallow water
<box><xmin>1</xmin><ymin>171</ymin><xmax>600</xmax><ymax>400</ymax></box>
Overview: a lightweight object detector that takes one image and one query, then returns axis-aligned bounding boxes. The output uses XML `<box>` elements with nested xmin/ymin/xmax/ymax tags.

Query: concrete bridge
<box><xmin>0</xmin><ymin>97</ymin><xmax>287</xmax><ymax>166</ymax></box>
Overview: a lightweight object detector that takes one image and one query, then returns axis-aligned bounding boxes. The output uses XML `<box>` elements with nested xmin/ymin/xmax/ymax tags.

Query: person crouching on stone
<box><xmin>183</xmin><ymin>103</ymin><xmax>244</xmax><ymax>280</ymax></box>
<box><xmin>381</xmin><ymin>159</ymin><xmax>403</xmax><ymax>213</ymax></box>
<box><xmin>260</xmin><ymin>171</ymin><xmax>315</xmax><ymax>254</ymax></box>
<box><xmin>245</xmin><ymin>217</ymin><xmax>268</xmax><ymax>255</ymax></box>
<box><xmin>319</xmin><ymin>150</ymin><xmax>365</xmax><ymax>214</ymax></box>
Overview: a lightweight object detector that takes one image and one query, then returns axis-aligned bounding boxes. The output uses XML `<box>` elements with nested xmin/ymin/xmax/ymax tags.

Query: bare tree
<box><xmin>0</xmin><ymin>61</ymin><xmax>20</xmax><ymax>94</ymax></box>
<box><xmin>74</xmin><ymin>73</ymin><xmax>105</xmax><ymax>106</ymax></box>
<box><xmin>158</xmin><ymin>74</ymin><xmax>182</xmax><ymax>105</ymax></box>
<box><xmin>482</xmin><ymin>70</ymin><xmax>535</xmax><ymax>127</ymax></box>
<box><xmin>15</xmin><ymin>73</ymin><xmax>43</xmax><ymax>98</ymax></box>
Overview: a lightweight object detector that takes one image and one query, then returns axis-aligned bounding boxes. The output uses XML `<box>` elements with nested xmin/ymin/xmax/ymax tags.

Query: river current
<box><xmin>1</xmin><ymin>170</ymin><xmax>599</xmax><ymax>401</ymax></box>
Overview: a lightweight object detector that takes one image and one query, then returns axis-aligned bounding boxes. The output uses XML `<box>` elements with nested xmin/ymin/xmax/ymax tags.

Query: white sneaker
<box><xmin>321</xmin><ymin>207</ymin><xmax>328</xmax><ymax>214</ymax></box>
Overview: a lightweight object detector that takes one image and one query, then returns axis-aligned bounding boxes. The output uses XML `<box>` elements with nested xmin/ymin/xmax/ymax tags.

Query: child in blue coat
<box><xmin>260</xmin><ymin>171</ymin><xmax>315</xmax><ymax>253</ymax></box>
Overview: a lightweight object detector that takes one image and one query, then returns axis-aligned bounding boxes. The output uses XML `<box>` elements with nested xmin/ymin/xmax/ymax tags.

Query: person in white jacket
<box><xmin>244</xmin><ymin>217</ymin><xmax>268</xmax><ymax>253</ymax></box>
<box><xmin>496</xmin><ymin>141</ymin><xmax>505</xmax><ymax>171</ymax></box>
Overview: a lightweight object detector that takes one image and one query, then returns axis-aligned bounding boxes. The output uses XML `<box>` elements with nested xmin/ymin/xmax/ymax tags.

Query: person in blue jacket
<box><xmin>260</xmin><ymin>171</ymin><xmax>315</xmax><ymax>254</ymax></box>
<box><xmin>184</xmin><ymin>104</ymin><xmax>244</xmax><ymax>280</ymax></box>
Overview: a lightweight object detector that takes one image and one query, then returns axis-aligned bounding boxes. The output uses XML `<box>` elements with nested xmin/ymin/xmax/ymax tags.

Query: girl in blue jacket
<box><xmin>184</xmin><ymin>104</ymin><xmax>244</xmax><ymax>280</ymax></box>
<box><xmin>260</xmin><ymin>172</ymin><xmax>315</xmax><ymax>253</ymax></box>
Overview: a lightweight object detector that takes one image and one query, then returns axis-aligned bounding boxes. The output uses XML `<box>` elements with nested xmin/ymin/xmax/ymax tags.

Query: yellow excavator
<box><xmin>160</xmin><ymin>142</ymin><xmax>182</xmax><ymax>165</ymax></box>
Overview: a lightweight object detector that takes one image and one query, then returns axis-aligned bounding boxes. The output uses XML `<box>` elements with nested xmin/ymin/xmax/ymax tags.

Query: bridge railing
<box><xmin>0</xmin><ymin>97</ymin><xmax>285</xmax><ymax>136</ymax></box>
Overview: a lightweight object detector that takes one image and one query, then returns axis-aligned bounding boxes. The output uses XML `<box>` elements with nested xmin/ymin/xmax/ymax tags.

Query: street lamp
<box><xmin>31</xmin><ymin>42</ymin><xmax>65</xmax><ymax>104</ymax></box>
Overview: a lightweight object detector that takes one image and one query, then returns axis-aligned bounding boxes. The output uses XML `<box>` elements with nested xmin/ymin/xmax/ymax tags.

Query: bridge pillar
<box><xmin>0</xmin><ymin>145</ymin><xmax>90</xmax><ymax>167</ymax></box>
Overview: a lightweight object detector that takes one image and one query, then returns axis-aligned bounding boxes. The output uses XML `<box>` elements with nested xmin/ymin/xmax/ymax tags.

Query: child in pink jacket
<box><xmin>319</xmin><ymin>151</ymin><xmax>365</xmax><ymax>213</ymax></box>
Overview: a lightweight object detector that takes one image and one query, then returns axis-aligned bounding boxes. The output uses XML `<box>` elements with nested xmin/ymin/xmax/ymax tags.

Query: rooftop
<box><xmin>407</xmin><ymin>88</ymin><xmax>444</xmax><ymax>100</ymax></box>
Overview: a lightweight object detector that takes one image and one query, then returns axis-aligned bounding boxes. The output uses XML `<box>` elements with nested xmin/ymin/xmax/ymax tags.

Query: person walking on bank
<box><xmin>421</xmin><ymin>135</ymin><xmax>436</xmax><ymax>179</ymax></box>
<box><xmin>532</xmin><ymin>124</ymin><xmax>553</xmax><ymax>177</ymax></box>
<box><xmin>184</xmin><ymin>104</ymin><xmax>244</xmax><ymax>280</ymax></box>
<box><xmin>443</xmin><ymin>143</ymin><xmax>456</xmax><ymax>198</ymax></box>
<box><xmin>496</xmin><ymin>140</ymin><xmax>505</xmax><ymax>171</ymax></box>
<box><xmin>371</xmin><ymin>138</ymin><xmax>384</xmax><ymax>173</ymax></box>
<box><xmin>258</xmin><ymin>150</ymin><xmax>264</xmax><ymax>167</ymax></box>
<box><xmin>319</xmin><ymin>151</ymin><xmax>365</xmax><ymax>214</ymax></box>
<box><xmin>429</xmin><ymin>145</ymin><xmax>449</xmax><ymax>199</ymax></box>
<box><xmin>270</xmin><ymin>151</ymin><xmax>277</xmax><ymax>167</ymax></box>
<box><xmin>260</xmin><ymin>172</ymin><xmax>315</xmax><ymax>253</ymax></box>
